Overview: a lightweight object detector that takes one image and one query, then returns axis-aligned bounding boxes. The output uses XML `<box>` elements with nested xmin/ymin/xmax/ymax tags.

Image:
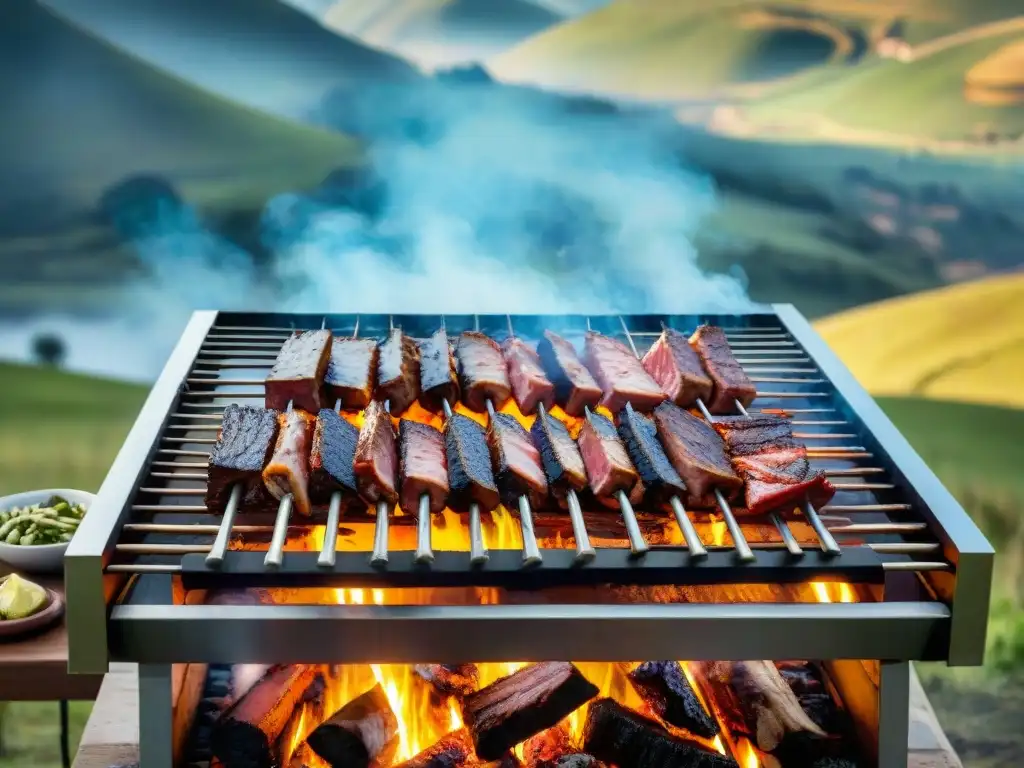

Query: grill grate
<box><xmin>102</xmin><ymin>311</ymin><xmax>949</xmax><ymax>590</ymax></box>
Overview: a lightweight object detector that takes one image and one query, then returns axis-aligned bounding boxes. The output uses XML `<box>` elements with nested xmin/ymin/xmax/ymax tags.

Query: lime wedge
<box><xmin>0</xmin><ymin>574</ymin><xmax>47</xmax><ymax>620</ymax></box>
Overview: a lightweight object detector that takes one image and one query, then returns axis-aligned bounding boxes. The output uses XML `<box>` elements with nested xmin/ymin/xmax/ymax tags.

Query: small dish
<box><xmin>0</xmin><ymin>489</ymin><xmax>94</xmax><ymax>573</ymax></box>
<box><xmin>0</xmin><ymin>585</ymin><xmax>64</xmax><ymax>640</ymax></box>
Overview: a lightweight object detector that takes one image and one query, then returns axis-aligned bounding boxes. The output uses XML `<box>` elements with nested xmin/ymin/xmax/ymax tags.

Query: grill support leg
<box><xmin>877</xmin><ymin>661</ymin><xmax>910</xmax><ymax>768</ymax></box>
<box><xmin>139</xmin><ymin>663</ymin><xmax>174</xmax><ymax>768</ymax></box>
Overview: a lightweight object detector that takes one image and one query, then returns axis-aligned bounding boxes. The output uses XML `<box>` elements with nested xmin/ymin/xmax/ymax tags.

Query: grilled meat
<box><xmin>689</xmin><ymin>325</ymin><xmax>755</xmax><ymax>414</ymax></box>
<box><xmin>641</xmin><ymin>328</ymin><xmax>713</xmax><ymax>407</ymax></box>
<box><xmin>377</xmin><ymin>328</ymin><xmax>421</xmax><ymax>416</ymax></box>
<box><xmin>323</xmin><ymin>337</ymin><xmax>377</xmax><ymax>410</ymax></box>
<box><xmin>399</xmin><ymin>419</ymin><xmax>449</xmax><ymax>515</ymax></box>
<box><xmin>583</xmin><ymin>332</ymin><xmax>664</xmax><ymax>413</ymax></box>
<box><xmin>309</xmin><ymin>409</ymin><xmax>359</xmax><ymax>507</ymax></box>
<box><xmin>536</xmin><ymin>331</ymin><xmax>601</xmax><ymax>417</ymax></box>
<box><xmin>487</xmin><ymin>412</ymin><xmax>549</xmax><ymax>509</ymax></box>
<box><xmin>502</xmin><ymin>337</ymin><xmax>555</xmax><ymax>416</ymax></box>
<box><xmin>445</xmin><ymin>413</ymin><xmax>500</xmax><ymax>514</ymax></box>
<box><xmin>617</xmin><ymin>406</ymin><xmax>686</xmax><ymax>509</ymax></box>
<box><xmin>262</xmin><ymin>410</ymin><xmax>315</xmax><ymax>516</ymax></box>
<box><xmin>419</xmin><ymin>328</ymin><xmax>460</xmax><ymax>412</ymax></box>
<box><xmin>353</xmin><ymin>400</ymin><xmax>399</xmax><ymax>506</ymax></box>
<box><xmin>530</xmin><ymin>406</ymin><xmax>587</xmax><ymax>508</ymax></box>
<box><xmin>577</xmin><ymin>409</ymin><xmax>638</xmax><ymax>504</ymax></box>
<box><xmin>455</xmin><ymin>331</ymin><xmax>512</xmax><ymax>412</ymax></box>
<box><xmin>265</xmin><ymin>329</ymin><xmax>332</xmax><ymax>413</ymax></box>
<box><xmin>712</xmin><ymin>415</ymin><xmax>836</xmax><ymax>514</ymax></box>
<box><xmin>652</xmin><ymin>402</ymin><xmax>743</xmax><ymax>508</ymax></box>
<box><xmin>206</xmin><ymin>405</ymin><xmax>279</xmax><ymax>514</ymax></box>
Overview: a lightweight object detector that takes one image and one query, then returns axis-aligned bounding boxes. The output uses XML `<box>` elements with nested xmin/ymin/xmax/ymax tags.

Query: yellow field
<box><xmin>815</xmin><ymin>273</ymin><xmax>1024</xmax><ymax>409</ymax></box>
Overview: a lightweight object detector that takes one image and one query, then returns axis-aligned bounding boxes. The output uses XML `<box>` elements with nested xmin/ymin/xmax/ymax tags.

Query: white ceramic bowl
<box><xmin>0</xmin><ymin>489</ymin><xmax>94</xmax><ymax>574</ymax></box>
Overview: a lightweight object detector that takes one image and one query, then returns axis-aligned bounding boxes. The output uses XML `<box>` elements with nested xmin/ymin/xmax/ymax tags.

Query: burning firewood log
<box><xmin>583</xmin><ymin>698</ymin><xmax>737</xmax><ymax>768</ymax></box>
<box><xmin>305</xmin><ymin>683</ymin><xmax>400</xmax><ymax>768</ymax></box>
<box><xmin>393</xmin><ymin>729</ymin><xmax>474</xmax><ymax>768</ymax></box>
<box><xmin>415</xmin><ymin>663</ymin><xmax>481</xmax><ymax>698</ymax></box>
<box><xmin>773</xmin><ymin>662</ymin><xmax>862</xmax><ymax>768</ymax></box>
<box><xmin>627</xmin><ymin>661</ymin><xmax>719</xmax><ymax>739</ymax></box>
<box><xmin>461</xmin><ymin>663</ymin><xmax>600</xmax><ymax>761</ymax></box>
<box><xmin>523</xmin><ymin>725</ymin><xmax>606</xmax><ymax>768</ymax></box>
<box><xmin>211</xmin><ymin>665</ymin><xmax>320</xmax><ymax>768</ymax></box>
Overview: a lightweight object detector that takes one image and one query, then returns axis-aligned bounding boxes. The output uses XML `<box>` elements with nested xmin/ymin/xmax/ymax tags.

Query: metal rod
<box><xmin>264</xmin><ymin>494</ymin><xmax>293</xmax><ymax>569</ymax></box>
<box><xmin>869</xmin><ymin>542</ymin><xmax>941</xmax><ymax>554</ymax></box>
<box><xmin>106</xmin><ymin>564</ymin><xmax>183</xmax><ymax>574</ymax></box>
<box><xmin>317</xmin><ymin>492</ymin><xmax>343</xmax><ymax>568</ymax></box>
<box><xmin>469</xmin><ymin>503</ymin><xmax>488</xmax><ymax>565</ymax></box>
<box><xmin>125</xmin><ymin>523</ymin><xmax>299</xmax><ymax>534</ymax></box>
<box><xmin>415</xmin><ymin>495</ymin><xmax>434</xmax><ymax>564</ymax></box>
<box><xmin>828</xmin><ymin>523</ymin><xmax>928</xmax><ymax>534</ymax></box>
<box><xmin>371</xmin><ymin>501</ymin><xmax>390</xmax><ymax>566</ymax></box>
<box><xmin>118</xmin><ymin>544</ymin><xmax>210</xmax><ymax>554</ymax></box>
<box><xmin>205</xmin><ymin>485</ymin><xmax>242</xmax><ymax>567</ymax></box>
<box><xmin>565</xmin><ymin>490</ymin><xmax>596</xmax><ymax>564</ymax></box>
<box><xmin>669</xmin><ymin>496</ymin><xmax>707</xmax><ymax>558</ymax></box>
<box><xmin>772</xmin><ymin>512</ymin><xmax>804</xmax><ymax>556</ymax></box>
<box><xmin>803</xmin><ymin>499</ymin><xmax>842</xmax><ymax>556</ymax></box>
<box><xmin>517</xmin><ymin>495</ymin><xmax>543</xmax><ymax>567</ymax></box>
<box><xmin>616</xmin><ymin>490</ymin><xmax>649</xmax><ymax>557</ymax></box>
<box><xmin>139</xmin><ymin>487</ymin><xmax>206</xmax><ymax>496</ymax></box>
<box><xmin>824</xmin><ymin>467</ymin><xmax>886</xmax><ymax>476</ymax></box>
<box><xmin>713</xmin><ymin>489</ymin><xmax>756</xmax><ymax>562</ymax></box>
<box><xmin>882</xmin><ymin>561</ymin><xmax>950</xmax><ymax>572</ymax></box>
<box><xmin>823</xmin><ymin>504</ymin><xmax>912</xmax><ymax>513</ymax></box>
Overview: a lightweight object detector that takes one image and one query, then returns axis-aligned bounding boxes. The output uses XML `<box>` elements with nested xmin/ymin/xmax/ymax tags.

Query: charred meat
<box><xmin>530</xmin><ymin>406</ymin><xmax>587</xmax><ymax>507</ymax></box>
<box><xmin>446</xmin><ymin>413</ymin><xmax>500</xmax><ymax>514</ymax></box>
<box><xmin>309</xmin><ymin>408</ymin><xmax>359</xmax><ymax>507</ymax></box>
<box><xmin>323</xmin><ymin>337</ymin><xmax>378</xmax><ymax>410</ymax></box>
<box><xmin>399</xmin><ymin>419</ymin><xmax>449</xmax><ymax>515</ymax></box>
<box><xmin>577</xmin><ymin>409</ymin><xmax>638</xmax><ymax>504</ymax></box>
<box><xmin>617</xmin><ymin>406</ymin><xmax>686</xmax><ymax>509</ymax></box>
<box><xmin>627</xmin><ymin>661</ymin><xmax>718</xmax><ymax>738</ymax></box>
<box><xmin>536</xmin><ymin>331</ymin><xmax>601</xmax><ymax>417</ymax></box>
<box><xmin>641</xmin><ymin>327</ymin><xmax>713</xmax><ymax>407</ymax></box>
<box><xmin>377</xmin><ymin>328</ymin><xmax>421</xmax><ymax>416</ymax></box>
<box><xmin>652</xmin><ymin>402</ymin><xmax>742</xmax><ymax>508</ymax></box>
<box><xmin>583</xmin><ymin>332</ymin><xmax>664</xmax><ymax>413</ymax></box>
<box><xmin>262</xmin><ymin>410</ymin><xmax>315</xmax><ymax>516</ymax></box>
<box><xmin>689</xmin><ymin>325</ymin><xmax>755</xmax><ymax>414</ymax></box>
<box><xmin>502</xmin><ymin>337</ymin><xmax>555</xmax><ymax>416</ymax></box>
<box><xmin>419</xmin><ymin>328</ymin><xmax>460</xmax><ymax>412</ymax></box>
<box><xmin>353</xmin><ymin>400</ymin><xmax>399</xmax><ymax>506</ymax></box>
<box><xmin>265</xmin><ymin>329</ymin><xmax>332</xmax><ymax>413</ymax></box>
<box><xmin>456</xmin><ymin>332</ymin><xmax>512</xmax><ymax>412</ymax></box>
<box><xmin>207</xmin><ymin>405</ymin><xmax>280</xmax><ymax>514</ymax></box>
<box><xmin>487</xmin><ymin>412</ymin><xmax>549</xmax><ymax>509</ymax></box>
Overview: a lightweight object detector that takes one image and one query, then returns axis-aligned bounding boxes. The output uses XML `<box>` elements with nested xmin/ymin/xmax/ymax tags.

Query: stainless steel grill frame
<box><xmin>66</xmin><ymin>307</ymin><xmax>993</xmax><ymax>685</ymax></box>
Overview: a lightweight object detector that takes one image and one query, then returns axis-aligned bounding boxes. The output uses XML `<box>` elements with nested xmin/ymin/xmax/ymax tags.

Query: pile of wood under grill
<box><xmin>199</xmin><ymin>659</ymin><xmax>863</xmax><ymax>768</ymax></box>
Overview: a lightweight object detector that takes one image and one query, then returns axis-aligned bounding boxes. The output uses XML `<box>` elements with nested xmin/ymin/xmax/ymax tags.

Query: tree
<box><xmin>31</xmin><ymin>333</ymin><xmax>66</xmax><ymax>368</ymax></box>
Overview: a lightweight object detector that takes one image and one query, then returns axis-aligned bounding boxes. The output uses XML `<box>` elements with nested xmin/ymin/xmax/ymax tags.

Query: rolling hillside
<box><xmin>42</xmin><ymin>0</ymin><xmax>421</xmax><ymax>118</ymax></box>
<box><xmin>816</xmin><ymin>274</ymin><xmax>1024</xmax><ymax>409</ymax></box>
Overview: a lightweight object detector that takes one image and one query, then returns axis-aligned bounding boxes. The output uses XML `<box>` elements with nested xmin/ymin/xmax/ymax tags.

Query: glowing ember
<box><xmin>812</xmin><ymin>582</ymin><xmax>856</xmax><ymax>603</ymax></box>
<box><xmin>739</xmin><ymin>738</ymin><xmax>761</xmax><ymax>768</ymax></box>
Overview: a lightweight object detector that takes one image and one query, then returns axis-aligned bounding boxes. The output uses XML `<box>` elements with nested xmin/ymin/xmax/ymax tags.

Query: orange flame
<box><xmin>739</xmin><ymin>738</ymin><xmax>761</xmax><ymax>768</ymax></box>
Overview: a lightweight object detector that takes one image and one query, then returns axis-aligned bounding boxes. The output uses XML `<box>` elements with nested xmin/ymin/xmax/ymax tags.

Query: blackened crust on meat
<box><xmin>712</xmin><ymin>415</ymin><xmax>798</xmax><ymax>456</ymax></box>
<box><xmin>309</xmin><ymin>408</ymin><xmax>359</xmax><ymax>506</ymax></box>
<box><xmin>530</xmin><ymin>408</ymin><xmax>587</xmax><ymax>505</ymax></box>
<box><xmin>419</xmin><ymin>328</ymin><xmax>460</xmax><ymax>412</ymax></box>
<box><xmin>536</xmin><ymin>331</ymin><xmax>601</xmax><ymax>417</ymax></box>
<box><xmin>652</xmin><ymin>402</ymin><xmax>742</xmax><ymax>508</ymax></box>
<box><xmin>456</xmin><ymin>332</ymin><xmax>512</xmax><ymax>412</ymax></box>
<box><xmin>689</xmin><ymin>325</ymin><xmax>755</xmax><ymax>414</ymax></box>
<box><xmin>617</xmin><ymin>406</ymin><xmax>685</xmax><ymax>508</ymax></box>
<box><xmin>323</xmin><ymin>337</ymin><xmax>378</xmax><ymax>410</ymax></box>
<box><xmin>445</xmin><ymin>413</ymin><xmax>500</xmax><ymax>513</ymax></box>
<box><xmin>207</xmin><ymin>405</ymin><xmax>280</xmax><ymax>514</ymax></box>
<box><xmin>265</xmin><ymin>329</ymin><xmax>332</xmax><ymax>413</ymax></box>
<box><xmin>399</xmin><ymin>419</ymin><xmax>449</xmax><ymax>515</ymax></box>
<box><xmin>641</xmin><ymin>328</ymin><xmax>713</xmax><ymax>407</ymax></box>
<box><xmin>487</xmin><ymin>412</ymin><xmax>549</xmax><ymax>508</ymax></box>
<box><xmin>377</xmin><ymin>329</ymin><xmax>421</xmax><ymax>415</ymax></box>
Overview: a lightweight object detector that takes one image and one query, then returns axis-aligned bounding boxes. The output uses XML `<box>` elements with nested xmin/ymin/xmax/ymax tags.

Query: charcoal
<box><xmin>306</xmin><ymin>683</ymin><xmax>399</xmax><ymax>768</ymax></box>
<box><xmin>627</xmin><ymin>661</ymin><xmax>718</xmax><ymax>738</ymax></box>
<box><xmin>393</xmin><ymin>730</ymin><xmax>473</xmax><ymax>768</ymax></box>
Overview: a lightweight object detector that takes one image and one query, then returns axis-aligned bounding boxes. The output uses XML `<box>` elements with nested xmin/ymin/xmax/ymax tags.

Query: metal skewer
<box><xmin>441</xmin><ymin>399</ymin><xmax>488</xmax><ymax>565</ymax></box>
<box><xmin>317</xmin><ymin>397</ymin><xmax>347</xmax><ymax>568</ymax></box>
<box><xmin>265</xmin><ymin>399</ymin><xmax>297</xmax><ymax>569</ymax></box>
<box><xmin>368</xmin><ymin>393</ymin><xmax>394</xmax><ymax>568</ymax></box>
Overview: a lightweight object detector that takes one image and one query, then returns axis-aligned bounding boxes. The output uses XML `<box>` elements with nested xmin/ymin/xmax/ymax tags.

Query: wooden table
<box><xmin>73</xmin><ymin>664</ymin><xmax>962</xmax><ymax>768</ymax></box>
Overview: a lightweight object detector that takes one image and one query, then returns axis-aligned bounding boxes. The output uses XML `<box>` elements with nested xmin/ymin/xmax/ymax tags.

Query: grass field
<box><xmin>816</xmin><ymin>274</ymin><xmax>1024</xmax><ymax>408</ymax></box>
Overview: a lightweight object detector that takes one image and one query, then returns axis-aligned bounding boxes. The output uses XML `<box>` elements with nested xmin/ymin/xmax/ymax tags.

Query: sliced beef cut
<box><xmin>711</xmin><ymin>415</ymin><xmax>797</xmax><ymax>456</ymax></box>
<box><xmin>577</xmin><ymin>410</ymin><xmax>638</xmax><ymax>504</ymax></box>
<box><xmin>583</xmin><ymin>332</ymin><xmax>664</xmax><ymax>413</ymax></box>
<box><xmin>530</xmin><ymin>406</ymin><xmax>587</xmax><ymax>508</ymax></box>
<box><xmin>455</xmin><ymin>332</ymin><xmax>512</xmax><ymax>412</ymax></box>
<box><xmin>446</xmin><ymin>413</ymin><xmax>500</xmax><ymax>514</ymax></box>
<box><xmin>353</xmin><ymin>400</ymin><xmax>399</xmax><ymax>506</ymax></box>
<box><xmin>641</xmin><ymin>327</ymin><xmax>713</xmax><ymax>407</ymax></box>
<box><xmin>487</xmin><ymin>412</ymin><xmax>549</xmax><ymax>509</ymax></box>
<box><xmin>265</xmin><ymin>329</ymin><xmax>332</xmax><ymax>413</ymax></box>
<box><xmin>207</xmin><ymin>405</ymin><xmax>279</xmax><ymax>514</ymax></box>
<box><xmin>617</xmin><ymin>406</ymin><xmax>686</xmax><ymax>509</ymax></box>
<box><xmin>377</xmin><ymin>328</ymin><xmax>421</xmax><ymax>416</ymax></box>
<box><xmin>653</xmin><ymin>402</ymin><xmax>742</xmax><ymax>508</ymax></box>
<box><xmin>689</xmin><ymin>325</ymin><xmax>755</xmax><ymax>414</ymax></box>
<box><xmin>399</xmin><ymin>419</ymin><xmax>449</xmax><ymax>515</ymax></box>
<box><xmin>309</xmin><ymin>408</ymin><xmax>359</xmax><ymax>508</ymax></box>
<box><xmin>419</xmin><ymin>328</ymin><xmax>460</xmax><ymax>412</ymax></box>
<box><xmin>323</xmin><ymin>337</ymin><xmax>378</xmax><ymax>410</ymax></box>
<box><xmin>262</xmin><ymin>410</ymin><xmax>315</xmax><ymax>516</ymax></box>
<box><xmin>502</xmin><ymin>337</ymin><xmax>555</xmax><ymax>415</ymax></box>
<box><xmin>536</xmin><ymin>331</ymin><xmax>601</xmax><ymax>417</ymax></box>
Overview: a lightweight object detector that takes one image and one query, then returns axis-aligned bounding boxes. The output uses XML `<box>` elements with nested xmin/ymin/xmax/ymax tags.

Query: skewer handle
<box><xmin>713</xmin><ymin>489</ymin><xmax>756</xmax><ymax>562</ymax></box>
<box><xmin>804</xmin><ymin>500</ymin><xmax>842</xmax><ymax>556</ymax></box>
<box><xmin>468</xmin><ymin>503</ymin><xmax>488</xmax><ymax>565</ymax></box>
<box><xmin>565</xmin><ymin>490</ymin><xmax>596</xmax><ymax>564</ymax></box>
<box><xmin>264</xmin><ymin>494</ymin><xmax>294</xmax><ymax>569</ymax></box>
<box><xmin>668</xmin><ymin>496</ymin><xmax>707</xmax><ymax>559</ymax></box>
<box><xmin>317</xmin><ymin>491</ymin><xmax>343</xmax><ymax>567</ymax></box>
<box><xmin>771</xmin><ymin>512</ymin><xmax>804</xmax><ymax>557</ymax></box>
<box><xmin>205</xmin><ymin>484</ymin><xmax>242</xmax><ymax>567</ymax></box>
<box><xmin>615</xmin><ymin>491</ymin><xmax>649</xmax><ymax>557</ymax></box>
<box><xmin>415</xmin><ymin>494</ymin><xmax>434</xmax><ymax>564</ymax></box>
<box><xmin>371</xmin><ymin>501</ymin><xmax>390</xmax><ymax>566</ymax></box>
<box><xmin>517</xmin><ymin>496</ymin><xmax>543</xmax><ymax>567</ymax></box>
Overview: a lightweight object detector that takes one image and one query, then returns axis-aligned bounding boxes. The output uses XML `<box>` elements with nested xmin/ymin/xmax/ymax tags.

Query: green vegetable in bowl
<box><xmin>0</xmin><ymin>498</ymin><xmax>88</xmax><ymax>546</ymax></box>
